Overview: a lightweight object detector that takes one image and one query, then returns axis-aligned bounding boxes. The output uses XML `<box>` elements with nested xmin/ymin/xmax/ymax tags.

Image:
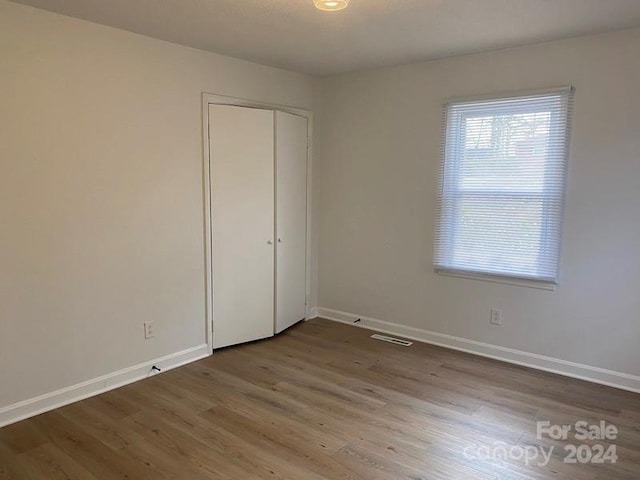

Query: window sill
<box><xmin>435</xmin><ymin>269</ymin><xmax>557</xmax><ymax>291</ymax></box>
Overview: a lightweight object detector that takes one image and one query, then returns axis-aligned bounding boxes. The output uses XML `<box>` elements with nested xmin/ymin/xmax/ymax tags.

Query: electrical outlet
<box><xmin>490</xmin><ymin>308</ymin><xmax>503</xmax><ymax>326</ymax></box>
<box><xmin>144</xmin><ymin>321</ymin><xmax>155</xmax><ymax>339</ymax></box>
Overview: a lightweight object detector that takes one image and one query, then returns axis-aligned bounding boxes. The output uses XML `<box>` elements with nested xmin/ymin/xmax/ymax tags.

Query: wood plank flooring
<box><xmin>1</xmin><ymin>318</ymin><xmax>639</xmax><ymax>479</ymax></box>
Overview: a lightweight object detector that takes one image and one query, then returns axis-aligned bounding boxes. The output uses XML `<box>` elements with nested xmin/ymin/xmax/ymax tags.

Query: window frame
<box><xmin>434</xmin><ymin>87</ymin><xmax>574</xmax><ymax>289</ymax></box>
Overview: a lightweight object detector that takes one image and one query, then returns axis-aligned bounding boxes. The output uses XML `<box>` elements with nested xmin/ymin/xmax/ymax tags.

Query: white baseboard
<box><xmin>315</xmin><ymin>307</ymin><xmax>640</xmax><ymax>394</ymax></box>
<box><xmin>0</xmin><ymin>344</ymin><xmax>210</xmax><ymax>428</ymax></box>
<box><xmin>307</xmin><ymin>307</ymin><xmax>319</xmax><ymax>320</ymax></box>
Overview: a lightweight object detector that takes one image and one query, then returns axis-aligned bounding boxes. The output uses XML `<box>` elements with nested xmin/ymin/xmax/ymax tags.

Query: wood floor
<box><xmin>1</xmin><ymin>319</ymin><xmax>639</xmax><ymax>479</ymax></box>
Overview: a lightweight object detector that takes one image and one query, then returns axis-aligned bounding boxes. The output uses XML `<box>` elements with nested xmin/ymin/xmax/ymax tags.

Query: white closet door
<box><xmin>209</xmin><ymin>104</ymin><xmax>275</xmax><ymax>349</ymax></box>
<box><xmin>275</xmin><ymin>111</ymin><xmax>308</xmax><ymax>333</ymax></box>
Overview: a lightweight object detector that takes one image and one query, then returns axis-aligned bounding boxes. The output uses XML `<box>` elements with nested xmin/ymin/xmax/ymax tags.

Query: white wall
<box><xmin>3</xmin><ymin>0</ymin><xmax>639</xmax><ymax>420</ymax></box>
<box><xmin>318</xmin><ymin>28</ymin><xmax>640</xmax><ymax>379</ymax></box>
<box><xmin>0</xmin><ymin>0</ymin><xmax>319</xmax><ymax>413</ymax></box>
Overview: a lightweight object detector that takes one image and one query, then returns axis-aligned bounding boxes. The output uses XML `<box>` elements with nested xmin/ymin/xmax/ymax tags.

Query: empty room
<box><xmin>1</xmin><ymin>0</ymin><xmax>639</xmax><ymax>478</ymax></box>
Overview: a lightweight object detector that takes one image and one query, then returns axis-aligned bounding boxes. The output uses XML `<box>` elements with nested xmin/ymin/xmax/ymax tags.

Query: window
<box><xmin>434</xmin><ymin>88</ymin><xmax>573</xmax><ymax>285</ymax></box>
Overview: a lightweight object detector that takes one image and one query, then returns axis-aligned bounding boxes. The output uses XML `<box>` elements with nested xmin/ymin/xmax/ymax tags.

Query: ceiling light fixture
<box><xmin>314</xmin><ymin>0</ymin><xmax>350</xmax><ymax>12</ymax></box>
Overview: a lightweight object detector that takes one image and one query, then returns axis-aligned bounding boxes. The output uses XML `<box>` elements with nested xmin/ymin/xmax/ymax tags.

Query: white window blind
<box><xmin>434</xmin><ymin>88</ymin><xmax>573</xmax><ymax>285</ymax></box>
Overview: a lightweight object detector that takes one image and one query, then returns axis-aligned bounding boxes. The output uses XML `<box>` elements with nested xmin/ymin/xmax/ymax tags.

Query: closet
<box><xmin>208</xmin><ymin>104</ymin><xmax>308</xmax><ymax>349</ymax></box>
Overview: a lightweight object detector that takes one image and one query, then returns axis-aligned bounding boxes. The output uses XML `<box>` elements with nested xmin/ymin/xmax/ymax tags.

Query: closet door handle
<box><xmin>267</xmin><ymin>240</ymin><xmax>273</xmax><ymax>245</ymax></box>
<box><xmin>277</xmin><ymin>238</ymin><xmax>283</xmax><ymax>243</ymax></box>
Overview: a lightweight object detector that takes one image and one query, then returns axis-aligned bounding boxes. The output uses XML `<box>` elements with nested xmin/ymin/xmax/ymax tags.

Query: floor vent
<box><xmin>370</xmin><ymin>334</ymin><xmax>413</xmax><ymax>347</ymax></box>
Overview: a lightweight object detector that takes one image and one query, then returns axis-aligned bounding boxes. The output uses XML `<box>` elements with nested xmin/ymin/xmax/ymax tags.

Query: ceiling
<box><xmin>10</xmin><ymin>0</ymin><xmax>640</xmax><ymax>75</ymax></box>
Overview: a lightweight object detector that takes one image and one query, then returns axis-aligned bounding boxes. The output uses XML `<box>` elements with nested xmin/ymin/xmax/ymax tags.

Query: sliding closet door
<box><xmin>209</xmin><ymin>104</ymin><xmax>275</xmax><ymax>349</ymax></box>
<box><xmin>275</xmin><ymin>111</ymin><xmax>308</xmax><ymax>333</ymax></box>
